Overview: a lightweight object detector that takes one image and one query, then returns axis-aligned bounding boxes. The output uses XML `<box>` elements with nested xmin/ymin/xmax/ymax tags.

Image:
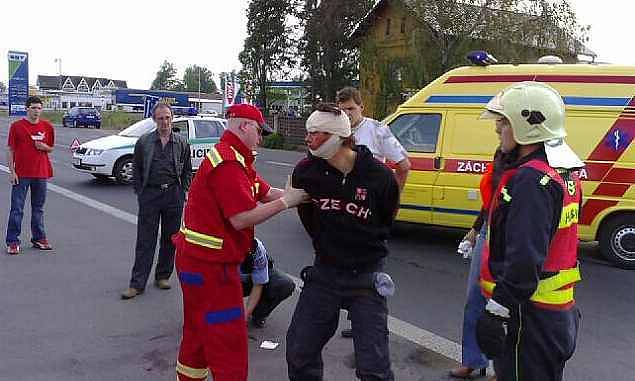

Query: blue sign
<box><xmin>143</xmin><ymin>95</ymin><xmax>160</xmax><ymax>118</ymax></box>
<box><xmin>115</xmin><ymin>89</ymin><xmax>189</xmax><ymax>108</ymax></box>
<box><xmin>8</xmin><ymin>51</ymin><xmax>29</xmax><ymax>116</ymax></box>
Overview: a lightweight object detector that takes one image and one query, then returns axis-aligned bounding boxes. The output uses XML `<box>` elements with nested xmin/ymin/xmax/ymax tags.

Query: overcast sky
<box><xmin>1</xmin><ymin>0</ymin><xmax>632</xmax><ymax>90</ymax></box>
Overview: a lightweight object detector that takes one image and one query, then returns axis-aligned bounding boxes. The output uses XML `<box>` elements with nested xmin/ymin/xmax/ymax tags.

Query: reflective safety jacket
<box><xmin>174</xmin><ymin>132</ymin><xmax>267</xmax><ymax>264</ymax></box>
<box><xmin>480</xmin><ymin>153</ymin><xmax>582</xmax><ymax>311</ymax></box>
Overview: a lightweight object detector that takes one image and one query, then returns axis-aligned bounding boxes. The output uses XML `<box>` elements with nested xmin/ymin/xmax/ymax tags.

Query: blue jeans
<box><xmin>6</xmin><ymin>178</ymin><xmax>48</xmax><ymax>245</ymax></box>
<box><xmin>461</xmin><ymin>223</ymin><xmax>489</xmax><ymax>369</ymax></box>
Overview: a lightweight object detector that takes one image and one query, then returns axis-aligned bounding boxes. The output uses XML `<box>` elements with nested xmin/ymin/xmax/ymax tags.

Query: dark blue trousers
<box><xmin>494</xmin><ymin>305</ymin><xmax>581</xmax><ymax>381</ymax></box>
<box><xmin>286</xmin><ymin>264</ymin><xmax>394</xmax><ymax>381</ymax></box>
<box><xmin>6</xmin><ymin>178</ymin><xmax>47</xmax><ymax>245</ymax></box>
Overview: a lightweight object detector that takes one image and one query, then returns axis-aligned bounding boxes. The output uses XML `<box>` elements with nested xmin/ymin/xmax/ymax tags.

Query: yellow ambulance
<box><xmin>385</xmin><ymin>54</ymin><xmax>635</xmax><ymax>269</ymax></box>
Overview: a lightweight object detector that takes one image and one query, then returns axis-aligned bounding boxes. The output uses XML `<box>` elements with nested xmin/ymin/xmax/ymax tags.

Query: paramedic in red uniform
<box><xmin>172</xmin><ymin>103</ymin><xmax>308</xmax><ymax>381</ymax></box>
<box><xmin>476</xmin><ymin>82</ymin><xmax>583</xmax><ymax>381</ymax></box>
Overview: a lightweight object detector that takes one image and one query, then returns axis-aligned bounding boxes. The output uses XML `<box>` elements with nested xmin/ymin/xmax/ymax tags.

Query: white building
<box><xmin>37</xmin><ymin>75</ymin><xmax>128</xmax><ymax>110</ymax></box>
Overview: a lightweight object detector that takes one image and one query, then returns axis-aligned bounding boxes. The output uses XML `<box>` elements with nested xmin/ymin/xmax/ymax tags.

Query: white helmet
<box><xmin>481</xmin><ymin>81</ymin><xmax>584</xmax><ymax>169</ymax></box>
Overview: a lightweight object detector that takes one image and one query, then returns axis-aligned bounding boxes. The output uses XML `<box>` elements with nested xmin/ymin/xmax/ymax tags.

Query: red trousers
<box><xmin>175</xmin><ymin>250</ymin><xmax>247</xmax><ymax>381</ymax></box>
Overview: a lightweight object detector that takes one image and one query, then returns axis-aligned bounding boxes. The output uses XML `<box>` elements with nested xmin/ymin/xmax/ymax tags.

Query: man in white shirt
<box><xmin>336</xmin><ymin>86</ymin><xmax>411</xmax><ymax>190</ymax></box>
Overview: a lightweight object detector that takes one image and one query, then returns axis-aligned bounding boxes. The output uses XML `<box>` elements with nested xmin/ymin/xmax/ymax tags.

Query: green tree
<box><xmin>150</xmin><ymin>60</ymin><xmax>183</xmax><ymax>91</ymax></box>
<box><xmin>300</xmin><ymin>0</ymin><xmax>375</xmax><ymax>103</ymax></box>
<box><xmin>239</xmin><ymin>0</ymin><xmax>301</xmax><ymax>114</ymax></box>
<box><xmin>183</xmin><ymin>65</ymin><xmax>218</xmax><ymax>93</ymax></box>
<box><xmin>411</xmin><ymin>0</ymin><xmax>590</xmax><ymax>74</ymax></box>
<box><xmin>357</xmin><ymin>0</ymin><xmax>590</xmax><ymax>118</ymax></box>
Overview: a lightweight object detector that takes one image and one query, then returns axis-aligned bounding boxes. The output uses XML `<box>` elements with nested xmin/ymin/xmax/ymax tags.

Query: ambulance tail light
<box><xmin>467</xmin><ymin>51</ymin><xmax>498</xmax><ymax>66</ymax></box>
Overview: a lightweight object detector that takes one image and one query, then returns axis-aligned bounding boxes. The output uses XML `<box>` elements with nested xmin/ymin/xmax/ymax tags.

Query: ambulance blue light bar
<box><xmin>467</xmin><ymin>51</ymin><xmax>498</xmax><ymax>66</ymax></box>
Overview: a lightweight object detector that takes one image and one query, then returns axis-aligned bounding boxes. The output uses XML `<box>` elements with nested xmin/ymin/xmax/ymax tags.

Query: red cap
<box><xmin>226</xmin><ymin>104</ymin><xmax>272</xmax><ymax>135</ymax></box>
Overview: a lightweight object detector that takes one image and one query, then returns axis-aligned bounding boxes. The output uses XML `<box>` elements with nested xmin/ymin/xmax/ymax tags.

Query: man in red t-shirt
<box><xmin>173</xmin><ymin>104</ymin><xmax>308</xmax><ymax>381</ymax></box>
<box><xmin>6</xmin><ymin>96</ymin><xmax>55</xmax><ymax>255</ymax></box>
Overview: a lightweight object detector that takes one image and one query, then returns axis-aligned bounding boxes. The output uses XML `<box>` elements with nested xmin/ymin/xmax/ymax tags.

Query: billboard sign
<box><xmin>8</xmin><ymin>51</ymin><xmax>29</xmax><ymax>116</ymax></box>
<box><xmin>114</xmin><ymin>89</ymin><xmax>189</xmax><ymax>108</ymax></box>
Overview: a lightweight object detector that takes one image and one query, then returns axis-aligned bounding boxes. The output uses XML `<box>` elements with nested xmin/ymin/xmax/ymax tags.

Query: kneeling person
<box><xmin>241</xmin><ymin>238</ymin><xmax>295</xmax><ymax>328</ymax></box>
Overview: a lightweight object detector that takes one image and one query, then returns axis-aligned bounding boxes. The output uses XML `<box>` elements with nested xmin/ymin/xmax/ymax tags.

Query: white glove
<box><xmin>281</xmin><ymin>176</ymin><xmax>309</xmax><ymax>209</ymax></box>
<box><xmin>485</xmin><ymin>299</ymin><xmax>511</xmax><ymax>318</ymax></box>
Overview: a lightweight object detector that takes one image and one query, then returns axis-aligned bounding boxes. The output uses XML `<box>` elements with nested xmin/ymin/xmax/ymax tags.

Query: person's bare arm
<box><xmin>229</xmin><ymin>198</ymin><xmax>288</xmax><ymax>231</ymax></box>
<box><xmin>34</xmin><ymin>141</ymin><xmax>54</xmax><ymax>153</ymax></box>
<box><xmin>244</xmin><ymin>284</ymin><xmax>264</xmax><ymax>319</ymax></box>
<box><xmin>7</xmin><ymin>148</ymin><xmax>18</xmax><ymax>184</ymax></box>
<box><xmin>229</xmin><ymin>178</ymin><xmax>308</xmax><ymax>231</ymax></box>
<box><xmin>260</xmin><ymin>187</ymin><xmax>284</xmax><ymax>203</ymax></box>
<box><xmin>394</xmin><ymin>157</ymin><xmax>411</xmax><ymax>191</ymax></box>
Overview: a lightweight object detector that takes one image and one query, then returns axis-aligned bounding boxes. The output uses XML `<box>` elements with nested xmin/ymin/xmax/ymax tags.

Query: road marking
<box><xmin>0</xmin><ymin>164</ymin><xmax>137</xmax><ymax>224</ymax></box>
<box><xmin>265</xmin><ymin>160</ymin><xmax>295</xmax><ymax>168</ymax></box>
<box><xmin>0</xmin><ymin>163</ymin><xmax>461</xmax><ymax>362</ymax></box>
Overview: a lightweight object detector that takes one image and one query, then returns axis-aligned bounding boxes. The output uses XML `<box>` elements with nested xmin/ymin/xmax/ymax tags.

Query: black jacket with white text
<box><xmin>292</xmin><ymin>145</ymin><xmax>400</xmax><ymax>270</ymax></box>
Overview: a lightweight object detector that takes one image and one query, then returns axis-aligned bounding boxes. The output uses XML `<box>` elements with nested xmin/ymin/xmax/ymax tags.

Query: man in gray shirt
<box><xmin>122</xmin><ymin>103</ymin><xmax>192</xmax><ymax>299</ymax></box>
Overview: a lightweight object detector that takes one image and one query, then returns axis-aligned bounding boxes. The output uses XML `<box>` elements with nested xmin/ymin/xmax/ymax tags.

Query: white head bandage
<box><xmin>306</xmin><ymin>110</ymin><xmax>351</xmax><ymax>137</ymax></box>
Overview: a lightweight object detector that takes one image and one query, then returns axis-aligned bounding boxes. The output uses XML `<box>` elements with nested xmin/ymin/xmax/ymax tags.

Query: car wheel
<box><xmin>74</xmin><ymin>120</ymin><xmax>79</xmax><ymax>128</ymax></box>
<box><xmin>599</xmin><ymin>214</ymin><xmax>635</xmax><ymax>270</ymax></box>
<box><xmin>113</xmin><ymin>156</ymin><xmax>134</xmax><ymax>184</ymax></box>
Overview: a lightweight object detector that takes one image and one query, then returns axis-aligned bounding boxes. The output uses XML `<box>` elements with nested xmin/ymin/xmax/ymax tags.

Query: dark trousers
<box><xmin>494</xmin><ymin>305</ymin><xmax>581</xmax><ymax>381</ymax></box>
<box><xmin>129</xmin><ymin>185</ymin><xmax>184</xmax><ymax>290</ymax></box>
<box><xmin>6</xmin><ymin>178</ymin><xmax>47</xmax><ymax>245</ymax></box>
<box><xmin>286</xmin><ymin>265</ymin><xmax>394</xmax><ymax>381</ymax></box>
<box><xmin>241</xmin><ymin>268</ymin><xmax>295</xmax><ymax>320</ymax></box>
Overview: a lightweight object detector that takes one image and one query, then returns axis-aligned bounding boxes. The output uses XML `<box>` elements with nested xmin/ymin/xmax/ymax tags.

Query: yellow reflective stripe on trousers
<box><xmin>481</xmin><ymin>266</ymin><xmax>580</xmax><ymax>305</ymax></box>
<box><xmin>176</xmin><ymin>361</ymin><xmax>209</xmax><ymax>379</ymax></box>
<box><xmin>180</xmin><ymin>227</ymin><xmax>223</xmax><ymax>250</ymax></box>
<box><xmin>206</xmin><ymin>148</ymin><xmax>224</xmax><ymax>168</ymax></box>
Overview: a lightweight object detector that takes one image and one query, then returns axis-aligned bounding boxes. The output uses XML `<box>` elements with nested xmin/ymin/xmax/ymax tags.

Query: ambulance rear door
<box><xmin>387</xmin><ymin>109</ymin><xmax>445</xmax><ymax>224</ymax></box>
<box><xmin>431</xmin><ymin>110</ymin><xmax>499</xmax><ymax>228</ymax></box>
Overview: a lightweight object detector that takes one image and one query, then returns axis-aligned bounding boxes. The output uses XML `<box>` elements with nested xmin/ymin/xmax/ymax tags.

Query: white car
<box><xmin>72</xmin><ymin>115</ymin><xmax>227</xmax><ymax>184</ymax></box>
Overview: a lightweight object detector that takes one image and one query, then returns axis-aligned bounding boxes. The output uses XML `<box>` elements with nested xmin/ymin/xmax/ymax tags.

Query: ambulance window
<box><xmin>194</xmin><ymin>120</ymin><xmax>224</xmax><ymax>138</ymax></box>
<box><xmin>172</xmin><ymin>121</ymin><xmax>189</xmax><ymax>139</ymax></box>
<box><xmin>389</xmin><ymin>113</ymin><xmax>442</xmax><ymax>153</ymax></box>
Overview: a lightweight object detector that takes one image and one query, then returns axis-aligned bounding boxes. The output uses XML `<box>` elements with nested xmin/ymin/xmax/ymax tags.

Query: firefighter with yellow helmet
<box><xmin>476</xmin><ymin>82</ymin><xmax>583</xmax><ymax>381</ymax></box>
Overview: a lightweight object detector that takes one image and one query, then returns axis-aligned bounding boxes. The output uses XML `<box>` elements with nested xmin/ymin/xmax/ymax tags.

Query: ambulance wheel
<box><xmin>599</xmin><ymin>214</ymin><xmax>635</xmax><ymax>270</ymax></box>
<box><xmin>114</xmin><ymin>156</ymin><xmax>134</xmax><ymax>184</ymax></box>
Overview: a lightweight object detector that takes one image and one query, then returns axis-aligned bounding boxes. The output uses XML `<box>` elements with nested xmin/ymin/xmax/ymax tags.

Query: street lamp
<box><xmin>54</xmin><ymin>58</ymin><xmax>62</xmax><ymax>76</ymax></box>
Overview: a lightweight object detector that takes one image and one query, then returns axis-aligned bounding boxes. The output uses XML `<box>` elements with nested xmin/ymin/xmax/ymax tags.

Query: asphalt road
<box><xmin>0</xmin><ymin>116</ymin><xmax>634</xmax><ymax>380</ymax></box>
